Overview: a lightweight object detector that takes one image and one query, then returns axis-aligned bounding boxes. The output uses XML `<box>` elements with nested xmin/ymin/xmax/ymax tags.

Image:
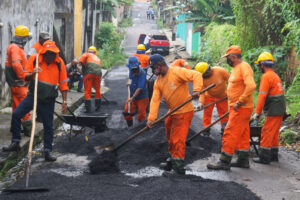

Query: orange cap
<box><xmin>40</xmin><ymin>40</ymin><xmax>60</xmax><ymax>54</ymax></box>
<box><xmin>222</xmin><ymin>45</ymin><xmax>241</xmax><ymax>58</ymax></box>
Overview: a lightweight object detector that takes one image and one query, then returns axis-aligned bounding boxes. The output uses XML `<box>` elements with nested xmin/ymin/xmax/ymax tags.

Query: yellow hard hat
<box><xmin>195</xmin><ymin>62</ymin><xmax>209</xmax><ymax>74</ymax></box>
<box><xmin>88</xmin><ymin>46</ymin><xmax>97</xmax><ymax>54</ymax></box>
<box><xmin>255</xmin><ymin>52</ymin><xmax>274</xmax><ymax>64</ymax></box>
<box><xmin>14</xmin><ymin>25</ymin><xmax>30</xmax><ymax>37</ymax></box>
<box><xmin>137</xmin><ymin>44</ymin><xmax>146</xmax><ymax>51</ymax></box>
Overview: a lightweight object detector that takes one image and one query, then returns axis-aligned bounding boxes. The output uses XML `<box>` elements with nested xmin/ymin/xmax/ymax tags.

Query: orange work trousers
<box><xmin>165</xmin><ymin>110</ymin><xmax>194</xmax><ymax>159</ymax></box>
<box><xmin>203</xmin><ymin>95</ymin><xmax>228</xmax><ymax>127</ymax></box>
<box><xmin>124</xmin><ymin>98</ymin><xmax>149</xmax><ymax>121</ymax></box>
<box><xmin>221</xmin><ymin>107</ymin><xmax>252</xmax><ymax>155</ymax></box>
<box><xmin>260</xmin><ymin>115</ymin><xmax>283</xmax><ymax>148</ymax></box>
<box><xmin>10</xmin><ymin>86</ymin><xmax>31</xmax><ymax>121</ymax></box>
<box><xmin>83</xmin><ymin>74</ymin><xmax>101</xmax><ymax>100</ymax></box>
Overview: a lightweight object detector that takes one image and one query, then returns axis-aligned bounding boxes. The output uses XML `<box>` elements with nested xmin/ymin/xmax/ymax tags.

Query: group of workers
<box><xmin>126</xmin><ymin>43</ymin><xmax>285</xmax><ymax>175</ymax></box>
<box><xmin>2</xmin><ymin>25</ymin><xmax>102</xmax><ymax>161</ymax></box>
<box><xmin>2</xmin><ymin>25</ymin><xmax>285</xmax><ymax>176</ymax></box>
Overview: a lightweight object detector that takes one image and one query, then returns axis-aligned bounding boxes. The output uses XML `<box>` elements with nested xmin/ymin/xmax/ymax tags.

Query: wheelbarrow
<box><xmin>250</xmin><ymin>125</ymin><xmax>262</xmax><ymax>156</ymax></box>
<box><xmin>55</xmin><ymin>112</ymin><xmax>109</xmax><ymax>140</ymax></box>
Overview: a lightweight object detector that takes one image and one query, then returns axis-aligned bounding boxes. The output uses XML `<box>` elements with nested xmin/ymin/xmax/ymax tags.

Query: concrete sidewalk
<box><xmin>0</xmin><ymin>69</ymin><xmax>108</xmax><ymax>174</ymax></box>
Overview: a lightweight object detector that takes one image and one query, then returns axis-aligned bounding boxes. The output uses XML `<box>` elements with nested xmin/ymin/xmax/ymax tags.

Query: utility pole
<box><xmin>74</xmin><ymin>0</ymin><xmax>83</xmax><ymax>58</ymax></box>
<box><xmin>172</xmin><ymin>0</ymin><xmax>176</xmax><ymax>41</ymax></box>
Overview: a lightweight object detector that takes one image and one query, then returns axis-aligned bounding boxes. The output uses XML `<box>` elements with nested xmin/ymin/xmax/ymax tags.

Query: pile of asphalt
<box><xmin>0</xmin><ymin>74</ymin><xmax>259</xmax><ymax>200</ymax></box>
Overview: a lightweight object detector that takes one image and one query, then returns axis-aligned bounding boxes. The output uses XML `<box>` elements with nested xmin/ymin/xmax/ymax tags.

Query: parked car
<box><xmin>138</xmin><ymin>33</ymin><xmax>170</xmax><ymax>56</ymax></box>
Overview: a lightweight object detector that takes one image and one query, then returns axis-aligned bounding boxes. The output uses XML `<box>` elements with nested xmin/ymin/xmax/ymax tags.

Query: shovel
<box><xmin>186</xmin><ymin>111</ymin><xmax>229</xmax><ymax>146</ymax></box>
<box><xmin>123</xmin><ymin>80</ymin><xmax>134</xmax><ymax>117</ymax></box>
<box><xmin>95</xmin><ymin>83</ymin><xmax>216</xmax><ymax>153</ymax></box>
<box><xmin>3</xmin><ymin>54</ymin><xmax>49</xmax><ymax>193</ymax></box>
<box><xmin>194</xmin><ymin>96</ymin><xmax>228</xmax><ymax>112</ymax></box>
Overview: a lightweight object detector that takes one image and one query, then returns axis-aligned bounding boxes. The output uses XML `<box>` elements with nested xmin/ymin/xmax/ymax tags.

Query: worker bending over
<box><xmin>28</xmin><ymin>32</ymin><xmax>50</xmax><ymax>58</ymax></box>
<box><xmin>5</xmin><ymin>25</ymin><xmax>32</xmax><ymax>136</ymax></box>
<box><xmin>195</xmin><ymin>62</ymin><xmax>229</xmax><ymax>136</ymax></box>
<box><xmin>251</xmin><ymin>52</ymin><xmax>285</xmax><ymax>164</ymax></box>
<box><xmin>147</xmin><ymin>54</ymin><xmax>203</xmax><ymax>175</ymax></box>
<box><xmin>170</xmin><ymin>55</ymin><xmax>191</xmax><ymax>69</ymax></box>
<box><xmin>207</xmin><ymin>46</ymin><xmax>256</xmax><ymax>170</ymax></box>
<box><xmin>124</xmin><ymin>57</ymin><xmax>149</xmax><ymax>127</ymax></box>
<box><xmin>79</xmin><ymin>46</ymin><xmax>102</xmax><ymax>112</ymax></box>
<box><xmin>3</xmin><ymin>41</ymin><xmax>68</xmax><ymax>162</ymax></box>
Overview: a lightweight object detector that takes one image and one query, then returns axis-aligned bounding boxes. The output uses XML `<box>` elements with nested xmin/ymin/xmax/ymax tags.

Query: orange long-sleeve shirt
<box><xmin>148</xmin><ymin>67</ymin><xmax>203</xmax><ymax>121</ymax></box>
<box><xmin>133</xmin><ymin>53</ymin><xmax>150</xmax><ymax>68</ymax></box>
<box><xmin>199</xmin><ymin>67</ymin><xmax>229</xmax><ymax>103</ymax></box>
<box><xmin>5</xmin><ymin>43</ymin><xmax>27</xmax><ymax>79</ymax></box>
<box><xmin>25</xmin><ymin>54</ymin><xmax>69</xmax><ymax>91</ymax></box>
<box><xmin>170</xmin><ymin>59</ymin><xmax>191</xmax><ymax>69</ymax></box>
<box><xmin>255</xmin><ymin>68</ymin><xmax>284</xmax><ymax>114</ymax></box>
<box><xmin>227</xmin><ymin>61</ymin><xmax>256</xmax><ymax>108</ymax></box>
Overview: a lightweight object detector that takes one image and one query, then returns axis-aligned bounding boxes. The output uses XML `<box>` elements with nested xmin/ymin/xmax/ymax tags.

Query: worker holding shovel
<box><xmin>195</xmin><ymin>62</ymin><xmax>230</xmax><ymax>136</ymax></box>
<box><xmin>251</xmin><ymin>52</ymin><xmax>285</xmax><ymax>164</ymax></box>
<box><xmin>207</xmin><ymin>46</ymin><xmax>256</xmax><ymax>170</ymax></box>
<box><xmin>146</xmin><ymin>54</ymin><xmax>203</xmax><ymax>175</ymax></box>
<box><xmin>124</xmin><ymin>57</ymin><xmax>149</xmax><ymax>127</ymax></box>
<box><xmin>3</xmin><ymin>41</ymin><xmax>68</xmax><ymax>162</ymax></box>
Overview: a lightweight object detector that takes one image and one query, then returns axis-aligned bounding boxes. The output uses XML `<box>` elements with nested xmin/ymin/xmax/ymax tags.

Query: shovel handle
<box><xmin>186</xmin><ymin>111</ymin><xmax>229</xmax><ymax>143</ymax></box>
<box><xmin>194</xmin><ymin>96</ymin><xmax>227</xmax><ymax>112</ymax></box>
<box><xmin>114</xmin><ymin>83</ymin><xmax>216</xmax><ymax>151</ymax></box>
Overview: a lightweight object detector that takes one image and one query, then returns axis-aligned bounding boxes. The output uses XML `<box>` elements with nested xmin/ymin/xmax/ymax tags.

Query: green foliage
<box><xmin>156</xmin><ymin>18</ymin><xmax>164</xmax><ymax>29</ymax></box>
<box><xmin>231</xmin><ymin>0</ymin><xmax>299</xmax><ymax>54</ymax></box>
<box><xmin>118</xmin><ymin>17</ymin><xmax>133</xmax><ymax>28</ymax></box>
<box><xmin>286</xmin><ymin>68</ymin><xmax>300</xmax><ymax>117</ymax></box>
<box><xmin>187</xmin><ymin>0</ymin><xmax>234</xmax><ymax>24</ymax></box>
<box><xmin>280</xmin><ymin>129</ymin><xmax>298</xmax><ymax>145</ymax></box>
<box><xmin>196</xmin><ymin>22</ymin><xmax>236</xmax><ymax>65</ymax></box>
<box><xmin>95</xmin><ymin>22</ymin><xmax>126</xmax><ymax>69</ymax></box>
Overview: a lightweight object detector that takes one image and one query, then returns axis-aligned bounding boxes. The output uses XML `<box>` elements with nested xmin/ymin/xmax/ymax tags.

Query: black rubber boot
<box><xmin>84</xmin><ymin>99</ymin><xmax>92</xmax><ymax>113</ymax></box>
<box><xmin>231</xmin><ymin>151</ymin><xmax>250</xmax><ymax>168</ymax></box>
<box><xmin>3</xmin><ymin>142</ymin><xmax>21</xmax><ymax>152</ymax></box>
<box><xmin>207</xmin><ymin>152</ymin><xmax>231</xmax><ymax>170</ymax></box>
<box><xmin>220</xmin><ymin>121</ymin><xmax>227</xmax><ymax>136</ymax></box>
<box><xmin>22</xmin><ymin>120</ymin><xmax>32</xmax><ymax>137</ymax></box>
<box><xmin>163</xmin><ymin>158</ymin><xmax>185</xmax><ymax>175</ymax></box>
<box><xmin>159</xmin><ymin>157</ymin><xmax>172</xmax><ymax>171</ymax></box>
<box><xmin>253</xmin><ymin>148</ymin><xmax>271</xmax><ymax>164</ymax></box>
<box><xmin>95</xmin><ymin>98</ymin><xmax>102</xmax><ymax>112</ymax></box>
<box><xmin>271</xmin><ymin>147</ymin><xmax>279</xmax><ymax>162</ymax></box>
<box><xmin>44</xmin><ymin>151</ymin><xmax>57</xmax><ymax>162</ymax></box>
<box><xmin>126</xmin><ymin>120</ymin><xmax>133</xmax><ymax>127</ymax></box>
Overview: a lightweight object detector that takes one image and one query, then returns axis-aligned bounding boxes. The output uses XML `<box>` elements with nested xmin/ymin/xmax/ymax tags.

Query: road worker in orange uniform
<box><xmin>195</xmin><ymin>62</ymin><xmax>229</xmax><ymax>135</ymax></box>
<box><xmin>146</xmin><ymin>54</ymin><xmax>203</xmax><ymax>175</ymax></box>
<box><xmin>133</xmin><ymin>44</ymin><xmax>150</xmax><ymax>70</ymax></box>
<box><xmin>207</xmin><ymin>46</ymin><xmax>256</xmax><ymax>170</ymax></box>
<box><xmin>251</xmin><ymin>52</ymin><xmax>285</xmax><ymax>164</ymax></box>
<box><xmin>170</xmin><ymin>55</ymin><xmax>191</xmax><ymax>69</ymax></box>
<box><xmin>28</xmin><ymin>32</ymin><xmax>50</xmax><ymax>58</ymax></box>
<box><xmin>3</xmin><ymin>41</ymin><xmax>68</xmax><ymax>162</ymax></box>
<box><xmin>79</xmin><ymin>46</ymin><xmax>102</xmax><ymax>113</ymax></box>
<box><xmin>5</xmin><ymin>25</ymin><xmax>32</xmax><ymax>136</ymax></box>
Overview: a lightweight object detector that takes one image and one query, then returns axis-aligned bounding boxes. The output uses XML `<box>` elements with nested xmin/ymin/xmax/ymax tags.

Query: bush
<box><xmin>280</xmin><ymin>129</ymin><xmax>298</xmax><ymax>145</ymax></box>
<box><xmin>198</xmin><ymin>22</ymin><xmax>236</xmax><ymax>65</ymax></box>
<box><xmin>95</xmin><ymin>22</ymin><xmax>127</xmax><ymax>69</ymax></box>
<box><xmin>119</xmin><ymin>17</ymin><xmax>133</xmax><ymax>28</ymax></box>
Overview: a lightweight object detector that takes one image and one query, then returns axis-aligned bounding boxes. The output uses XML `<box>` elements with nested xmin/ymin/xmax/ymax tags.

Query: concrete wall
<box><xmin>0</xmin><ymin>0</ymin><xmax>55</xmax><ymax>107</ymax></box>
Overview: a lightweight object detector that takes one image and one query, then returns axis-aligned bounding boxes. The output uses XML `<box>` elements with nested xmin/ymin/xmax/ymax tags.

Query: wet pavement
<box><xmin>0</xmin><ymin>1</ymin><xmax>299</xmax><ymax>200</ymax></box>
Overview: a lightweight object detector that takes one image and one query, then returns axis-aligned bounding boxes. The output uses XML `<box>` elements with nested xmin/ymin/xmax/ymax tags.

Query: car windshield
<box><xmin>152</xmin><ymin>35</ymin><xmax>168</xmax><ymax>40</ymax></box>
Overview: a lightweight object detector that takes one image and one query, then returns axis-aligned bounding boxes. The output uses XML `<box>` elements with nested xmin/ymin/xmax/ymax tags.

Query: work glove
<box><xmin>250</xmin><ymin>113</ymin><xmax>260</xmax><ymax>121</ymax></box>
<box><xmin>195</xmin><ymin>103</ymin><xmax>203</xmax><ymax>111</ymax></box>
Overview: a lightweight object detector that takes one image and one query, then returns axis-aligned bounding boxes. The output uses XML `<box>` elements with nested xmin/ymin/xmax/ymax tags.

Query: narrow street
<box><xmin>0</xmin><ymin>1</ymin><xmax>299</xmax><ymax>200</ymax></box>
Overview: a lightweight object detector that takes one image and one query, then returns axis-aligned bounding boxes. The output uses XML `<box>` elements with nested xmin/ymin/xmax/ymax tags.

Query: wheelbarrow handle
<box><xmin>55</xmin><ymin>100</ymin><xmax>76</xmax><ymax>118</ymax></box>
<box><xmin>186</xmin><ymin>111</ymin><xmax>229</xmax><ymax>144</ymax></box>
<box><xmin>114</xmin><ymin>83</ymin><xmax>216</xmax><ymax>151</ymax></box>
